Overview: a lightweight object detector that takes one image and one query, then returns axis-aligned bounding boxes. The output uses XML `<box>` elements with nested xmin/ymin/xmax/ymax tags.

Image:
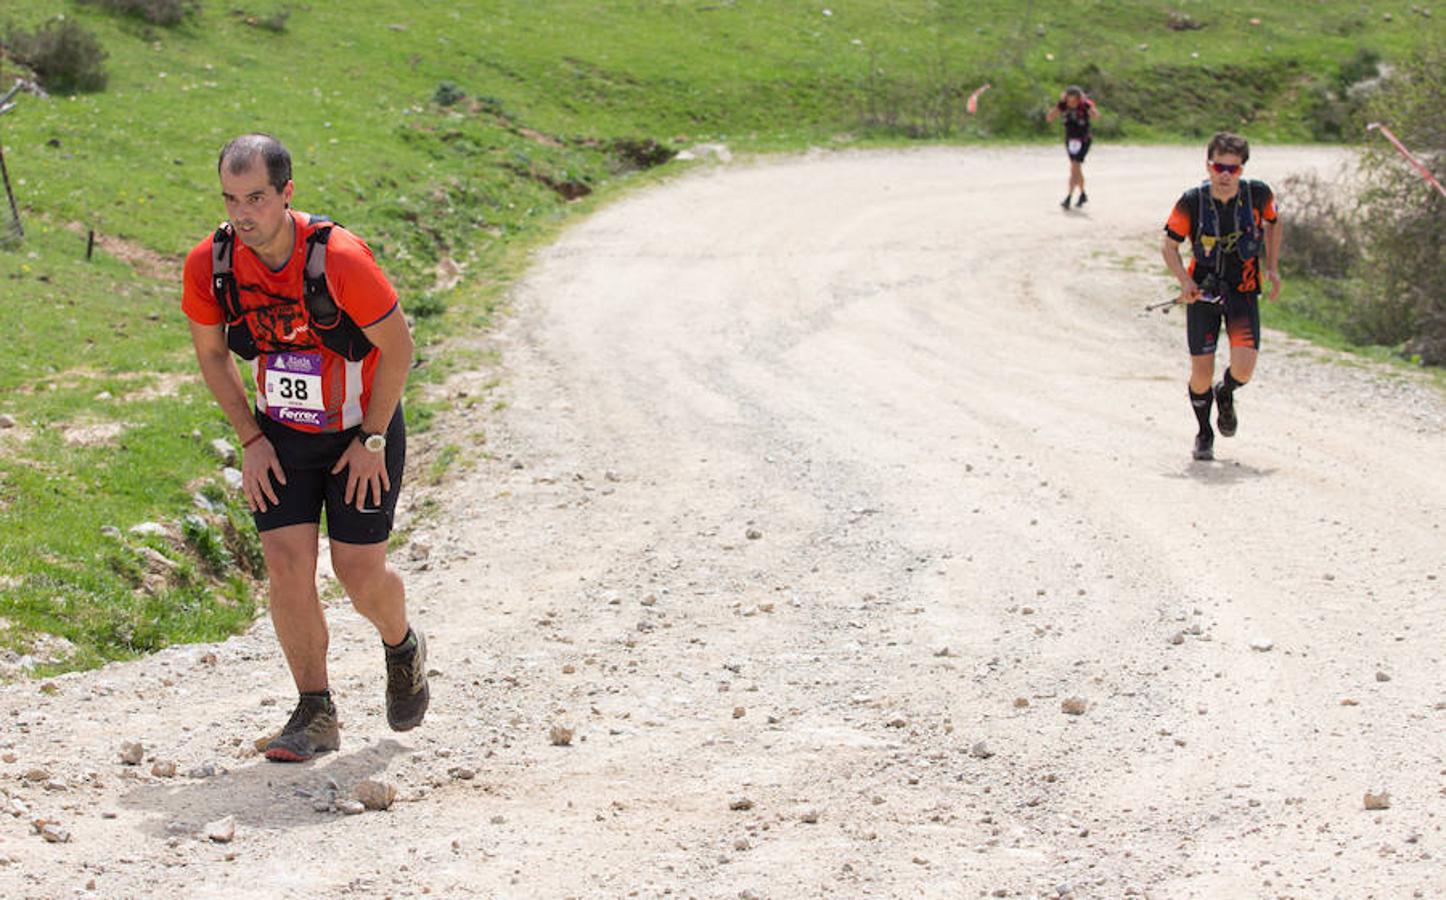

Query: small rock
<box><xmin>38</xmin><ymin>821</ymin><xmax>70</xmax><ymax>843</ymax></box>
<box><xmin>729</xmin><ymin>797</ymin><xmax>754</xmax><ymax>811</ymax></box>
<box><xmin>1013</xmin><ymin>697</ymin><xmax>1030</xmax><ymax>708</ymax></box>
<box><xmin>1060</xmin><ymin>697</ymin><xmax>1088</xmax><ymax>716</ymax></box>
<box><xmin>209</xmin><ymin>438</ymin><xmax>236</xmax><ymax>466</ymax></box>
<box><xmin>24</xmin><ymin>768</ymin><xmax>50</xmax><ymax>782</ymax></box>
<box><xmin>409</xmin><ymin>541</ymin><xmax>431</xmax><ymax>562</ymax></box>
<box><xmin>150</xmin><ymin>760</ymin><xmax>177</xmax><ymax>778</ymax></box>
<box><xmin>337</xmin><ymin>799</ymin><xmax>365</xmax><ymax>815</ymax></box>
<box><xmin>222</xmin><ymin>467</ymin><xmax>243</xmax><ymax>491</ymax></box>
<box><xmin>1169</xmin><ymin>632</ymin><xmax>1185</xmax><ymax>645</ymax></box>
<box><xmin>205</xmin><ymin>815</ymin><xmax>235</xmax><ymax>843</ymax></box>
<box><xmin>448</xmin><ymin>766</ymin><xmax>476</xmax><ymax>781</ymax></box>
<box><xmin>734</xmin><ymin>837</ymin><xmax>750</xmax><ymax>851</ymax></box>
<box><xmin>1363</xmin><ymin>790</ymin><xmax>1391</xmax><ymax>811</ymax></box>
<box><xmin>799</xmin><ymin>808</ymin><xmax>819</xmax><ymax>824</ymax></box>
<box><xmin>732</xmin><ymin>706</ymin><xmax>746</xmax><ymax>719</ymax></box>
<box><xmin>549</xmin><ymin>724</ymin><xmax>574</xmax><ymax>747</ymax></box>
<box><xmin>562</xmin><ymin>664</ymin><xmax>576</xmax><ymax>674</ymax></box>
<box><xmin>354</xmin><ymin>779</ymin><xmax>398</xmax><ymax>811</ymax></box>
<box><xmin>128</xmin><ymin>522</ymin><xmax>167</xmax><ymax>537</ymax></box>
<box><xmin>970</xmin><ymin>741</ymin><xmax>994</xmax><ymax>759</ymax></box>
<box><xmin>187</xmin><ymin>763</ymin><xmax>217</xmax><ymax>779</ymax></box>
<box><xmin>1374</xmin><ymin>671</ymin><xmax>1391</xmax><ymax>682</ymax></box>
<box><xmin>745</xmin><ymin>528</ymin><xmax>763</xmax><ymax>541</ymax></box>
<box><xmin>1248</xmin><ymin>637</ymin><xmax>1274</xmax><ymax>652</ymax></box>
<box><xmin>119</xmin><ymin>741</ymin><xmax>144</xmax><ymax>766</ymax></box>
<box><xmin>44</xmin><ymin>779</ymin><xmax>68</xmax><ymax>792</ymax></box>
<box><xmin>0</xmin><ymin>413</ymin><xmax>16</xmax><ymax>429</ymax></box>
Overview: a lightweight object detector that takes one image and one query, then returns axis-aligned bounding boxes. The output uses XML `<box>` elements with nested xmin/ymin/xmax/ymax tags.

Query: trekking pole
<box><xmin>1143</xmin><ymin>297</ymin><xmax>1179</xmax><ymax>313</ymax></box>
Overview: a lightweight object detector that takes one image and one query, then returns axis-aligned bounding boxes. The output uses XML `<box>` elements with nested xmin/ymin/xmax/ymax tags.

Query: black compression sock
<box><xmin>1190</xmin><ymin>387</ymin><xmax>1214</xmax><ymax>435</ymax></box>
<box><xmin>299</xmin><ymin>689</ymin><xmax>333</xmax><ymax>708</ymax></box>
<box><xmin>1221</xmin><ymin>367</ymin><xmax>1246</xmax><ymax>393</ymax></box>
<box><xmin>384</xmin><ymin>627</ymin><xmax>416</xmax><ymax>656</ymax></box>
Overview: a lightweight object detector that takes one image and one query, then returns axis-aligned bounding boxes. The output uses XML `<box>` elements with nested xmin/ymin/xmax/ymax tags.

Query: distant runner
<box><xmin>1161</xmin><ymin>131</ymin><xmax>1282</xmax><ymax>461</ymax></box>
<box><xmin>181</xmin><ymin>133</ymin><xmax>429</xmax><ymax>761</ymax></box>
<box><xmin>1044</xmin><ymin>86</ymin><xmax>1099</xmax><ymax>209</ymax></box>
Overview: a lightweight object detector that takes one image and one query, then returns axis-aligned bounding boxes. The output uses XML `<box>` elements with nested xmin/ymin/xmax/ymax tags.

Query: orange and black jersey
<box><xmin>1165</xmin><ymin>180</ymin><xmax>1277</xmax><ymax>297</ymax></box>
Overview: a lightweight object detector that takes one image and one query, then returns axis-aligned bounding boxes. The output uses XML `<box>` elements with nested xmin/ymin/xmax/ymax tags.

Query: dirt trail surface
<box><xmin>3</xmin><ymin>146</ymin><xmax>1443</xmax><ymax>898</ymax></box>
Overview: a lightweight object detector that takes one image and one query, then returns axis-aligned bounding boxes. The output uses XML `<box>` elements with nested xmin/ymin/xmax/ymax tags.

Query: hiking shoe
<box><xmin>1192</xmin><ymin>431</ymin><xmax>1215</xmax><ymax>461</ymax></box>
<box><xmin>1214</xmin><ymin>381</ymin><xmax>1237</xmax><ymax>437</ymax></box>
<box><xmin>1076</xmin><ymin>192</ymin><xmax>1089</xmax><ymax>207</ymax></box>
<box><xmin>385</xmin><ymin>629</ymin><xmax>430</xmax><ymax>732</ymax></box>
<box><xmin>264</xmin><ymin>695</ymin><xmax>340</xmax><ymax>763</ymax></box>
<box><xmin>1060</xmin><ymin>194</ymin><xmax>1072</xmax><ymax>209</ymax></box>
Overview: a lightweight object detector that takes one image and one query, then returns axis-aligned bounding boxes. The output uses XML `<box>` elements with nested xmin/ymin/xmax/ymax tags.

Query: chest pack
<box><xmin>1192</xmin><ymin>180</ymin><xmax>1262</xmax><ymax>268</ymax></box>
<box><xmin>210</xmin><ymin>213</ymin><xmax>375</xmax><ymax>362</ymax></box>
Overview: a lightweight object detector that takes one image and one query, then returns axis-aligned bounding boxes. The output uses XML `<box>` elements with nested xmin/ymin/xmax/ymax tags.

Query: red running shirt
<box><xmin>182</xmin><ymin>210</ymin><xmax>398</xmax><ymax>433</ymax></box>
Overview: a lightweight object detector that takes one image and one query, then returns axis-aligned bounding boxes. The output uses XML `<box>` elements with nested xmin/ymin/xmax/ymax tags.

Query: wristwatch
<box><xmin>360</xmin><ymin>430</ymin><xmax>387</xmax><ymax>453</ymax></box>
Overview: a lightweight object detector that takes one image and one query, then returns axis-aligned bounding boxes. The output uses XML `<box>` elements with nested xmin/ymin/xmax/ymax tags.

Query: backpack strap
<box><xmin>302</xmin><ymin>215</ymin><xmax>341</xmax><ymax>326</ymax></box>
<box><xmin>210</xmin><ymin>222</ymin><xmax>244</xmax><ymax>324</ymax></box>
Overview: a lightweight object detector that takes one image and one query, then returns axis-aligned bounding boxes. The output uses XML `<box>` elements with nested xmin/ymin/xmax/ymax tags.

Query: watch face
<box><xmin>364</xmin><ymin>434</ymin><xmax>386</xmax><ymax>452</ymax></box>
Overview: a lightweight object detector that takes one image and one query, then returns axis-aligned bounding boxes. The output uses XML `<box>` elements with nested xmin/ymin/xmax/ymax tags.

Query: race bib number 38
<box><xmin>264</xmin><ymin>351</ymin><xmax>325</xmax><ymax>427</ymax></box>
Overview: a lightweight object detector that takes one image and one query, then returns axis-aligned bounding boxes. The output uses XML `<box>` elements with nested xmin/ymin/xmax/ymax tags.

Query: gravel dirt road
<box><xmin>2</xmin><ymin>146</ymin><xmax>1442</xmax><ymax>899</ymax></box>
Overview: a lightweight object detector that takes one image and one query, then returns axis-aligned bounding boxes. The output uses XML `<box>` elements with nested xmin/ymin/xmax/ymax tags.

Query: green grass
<box><xmin>0</xmin><ymin>0</ymin><xmax>1441</xmax><ymax>674</ymax></box>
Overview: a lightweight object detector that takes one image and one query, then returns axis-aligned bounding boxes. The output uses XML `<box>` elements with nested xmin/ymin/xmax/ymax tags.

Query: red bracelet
<box><xmin>240</xmin><ymin>431</ymin><xmax>264</xmax><ymax>449</ymax></box>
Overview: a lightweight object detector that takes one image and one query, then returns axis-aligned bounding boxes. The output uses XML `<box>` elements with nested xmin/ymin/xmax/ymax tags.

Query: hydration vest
<box><xmin>1191</xmin><ymin>180</ymin><xmax>1261</xmax><ymax>268</ymax></box>
<box><xmin>210</xmin><ymin>213</ymin><xmax>375</xmax><ymax>362</ymax></box>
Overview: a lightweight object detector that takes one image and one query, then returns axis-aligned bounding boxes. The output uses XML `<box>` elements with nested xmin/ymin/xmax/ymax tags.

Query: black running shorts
<box><xmin>251</xmin><ymin>407</ymin><xmax>406</xmax><ymax>545</ymax></box>
<box><xmin>1187</xmin><ymin>292</ymin><xmax>1261</xmax><ymax>356</ymax></box>
<box><xmin>1067</xmin><ymin>136</ymin><xmax>1092</xmax><ymax>163</ymax></box>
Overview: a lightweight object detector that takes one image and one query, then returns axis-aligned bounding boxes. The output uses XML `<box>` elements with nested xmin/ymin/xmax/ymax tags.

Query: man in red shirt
<box><xmin>1161</xmin><ymin>132</ymin><xmax>1283</xmax><ymax>461</ymax></box>
<box><xmin>182</xmin><ymin>133</ymin><xmax>428</xmax><ymax>761</ymax></box>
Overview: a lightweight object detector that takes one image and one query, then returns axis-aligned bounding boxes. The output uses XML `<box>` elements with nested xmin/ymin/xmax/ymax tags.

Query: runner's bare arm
<box><xmin>1161</xmin><ymin>236</ymin><xmax>1202</xmax><ymax>303</ymax></box>
<box><xmin>1045</xmin><ymin>106</ymin><xmax>1059</xmax><ymax>123</ymax></box>
<box><xmin>187</xmin><ymin>320</ymin><xmax>285</xmax><ymax>510</ymax></box>
<box><xmin>189</xmin><ymin>321</ymin><xmax>261</xmax><ymax>444</ymax></box>
<box><xmin>331</xmin><ymin>308</ymin><xmax>414</xmax><ymax>507</ymax></box>
<box><xmin>1263</xmin><ymin>218</ymin><xmax>1283</xmax><ymax>301</ymax></box>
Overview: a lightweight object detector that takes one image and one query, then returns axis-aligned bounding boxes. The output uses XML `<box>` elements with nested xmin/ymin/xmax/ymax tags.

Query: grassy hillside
<box><xmin>0</xmin><ymin>0</ymin><xmax>1440</xmax><ymax>675</ymax></box>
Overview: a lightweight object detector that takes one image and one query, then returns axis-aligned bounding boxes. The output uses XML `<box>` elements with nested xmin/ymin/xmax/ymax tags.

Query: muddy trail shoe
<box><xmin>1214</xmin><ymin>381</ymin><xmax>1237</xmax><ymax>437</ymax></box>
<box><xmin>264</xmin><ymin>695</ymin><xmax>340</xmax><ymax>762</ymax></box>
<box><xmin>386</xmin><ymin>629</ymin><xmax>430</xmax><ymax>732</ymax></box>
<box><xmin>1193</xmin><ymin>431</ymin><xmax>1215</xmax><ymax>461</ymax></box>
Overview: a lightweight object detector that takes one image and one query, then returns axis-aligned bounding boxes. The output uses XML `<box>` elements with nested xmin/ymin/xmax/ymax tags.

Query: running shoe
<box><xmin>1060</xmin><ymin>194</ymin><xmax>1072</xmax><ymax>209</ymax></box>
<box><xmin>385</xmin><ymin>629</ymin><xmax>430</xmax><ymax>732</ymax></box>
<box><xmin>264</xmin><ymin>694</ymin><xmax>340</xmax><ymax>762</ymax></box>
<box><xmin>1192</xmin><ymin>431</ymin><xmax>1215</xmax><ymax>461</ymax></box>
<box><xmin>1214</xmin><ymin>381</ymin><xmax>1237</xmax><ymax>437</ymax></box>
<box><xmin>1076</xmin><ymin>192</ymin><xmax>1089</xmax><ymax>207</ymax></box>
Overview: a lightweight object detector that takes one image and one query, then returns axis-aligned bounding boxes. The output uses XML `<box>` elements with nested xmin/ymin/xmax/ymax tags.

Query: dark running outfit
<box><xmin>1164</xmin><ymin>179</ymin><xmax>1277</xmax><ymax>455</ymax></box>
<box><xmin>182</xmin><ymin>210</ymin><xmax>405</xmax><ymax>543</ymax></box>
<box><xmin>1163</xmin><ymin>180</ymin><xmax>1278</xmax><ymax>356</ymax></box>
<box><xmin>1057</xmin><ymin>99</ymin><xmax>1094</xmax><ymax>162</ymax></box>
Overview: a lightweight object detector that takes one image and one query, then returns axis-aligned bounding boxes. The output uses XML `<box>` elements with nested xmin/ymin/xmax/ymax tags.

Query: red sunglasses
<box><xmin>1210</xmin><ymin>162</ymin><xmax>1243</xmax><ymax>174</ymax></box>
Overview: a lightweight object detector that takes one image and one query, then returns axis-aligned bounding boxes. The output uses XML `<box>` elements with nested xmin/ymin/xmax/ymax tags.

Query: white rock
<box><xmin>129</xmin><ymin>522</ymin><xmax>168</xmax><ymax>537</ymax></box>
<box><xmin>337</xmin><ymin>799</ymin><xmax>366</xmax><ymax>815</ymax></box>
<box><xmin>222</xmin><ymin>467</ymin><xmax>243</xmax><ymax>491</ymax></box>
<box><xmin>1249</xmin><ymin>638</ymin><xmax>1274</xmax><ymax>652</ymax></box>
<box><xmin>209</xmin><ymin>438</ymin><xmax>236</xmax><ymax>465</ymax></box>
<box><xmin>0</xmin><ymin>414</ymin><xmax>16</xmax><ymax>429</ymax></box>
<box><xmin>205</xmin><ymin>815</ymin><xmax>235</xmax><ymax>842</ymax></box>
<box><xmin>676</xmin><ymin>142</ymin><xmax>732</xmax><ymax>163</ymax></box>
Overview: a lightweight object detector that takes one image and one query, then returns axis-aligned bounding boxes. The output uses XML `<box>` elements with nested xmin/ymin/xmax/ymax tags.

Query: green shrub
<box><xmin>2</xmin><ymin>18</ymin><xmax>108</xmax><ymax>94</ymax></box>
<box><xmin>433</xmin><ymin>81</ymin><xmax>467</xmax><ymax>107</ymax></box>
<box><xmin>75</xmin><ymin>0</ymin><xmax>193</xmax><ymax>27</ymax></box>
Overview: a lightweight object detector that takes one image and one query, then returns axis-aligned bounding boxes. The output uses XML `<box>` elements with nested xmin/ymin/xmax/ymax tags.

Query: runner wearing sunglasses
<box><xmin>1161</xmin><ymin>132</ymin><xmax>1282</xmax><ymax>461</ymax></box>
<box><xmin>1044</xmin><ymin>86</ymin><xmax>1099</xmax><ymax>209</ymax></box>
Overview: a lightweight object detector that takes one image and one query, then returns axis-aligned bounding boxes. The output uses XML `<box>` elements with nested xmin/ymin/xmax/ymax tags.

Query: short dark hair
<box><xmin>1064</xmin><ymin>85</ymin><xmax>1085</xmax><ymax>99</ymax></box>
<box><xmin>1207</xmin><ymin>131</ymin><xmax>1250</xmax><ymax>164</ymax></box>
<box><xmin>217</xmin><ymin>133</ymin><xmax>292</xmax><ymax>192</ymax></box>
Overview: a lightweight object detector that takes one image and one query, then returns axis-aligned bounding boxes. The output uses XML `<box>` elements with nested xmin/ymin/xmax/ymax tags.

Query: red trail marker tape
<box><xmin>1366</xmin><ymin>122</ymin><xmax>1446</xmax><ymax>199</ymax></box>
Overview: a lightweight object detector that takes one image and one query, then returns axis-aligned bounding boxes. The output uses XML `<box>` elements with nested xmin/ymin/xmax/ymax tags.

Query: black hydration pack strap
<box><xmin>208</xmin><ymin>214</ymin><xmax>376</xmax><ymax>362</ymax></box>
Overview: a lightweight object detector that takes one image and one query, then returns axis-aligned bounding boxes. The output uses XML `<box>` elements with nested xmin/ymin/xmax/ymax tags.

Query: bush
<box><xmin>433</xmin><ymin>81</ymin><xmax>467</xmax><ymax>107</ymax></box>
<box><xmin>75</xmin><ymin>0</ymin><xmax>193</xmax><ymax>27</ymax></box>
<box><xmin>1277</xmin><ymin>171</ymin><xmax>1357</xmax><ymax>279</ymax></box>
<box><xmin>2</xmin><ymin>18</ymin><xmax>108</xmax><ymax>94</ymax></box>
<box><xmin>1356</xmin><ymin>46</ymin><xmax>1446</xmax><ymax>362</ymax></box>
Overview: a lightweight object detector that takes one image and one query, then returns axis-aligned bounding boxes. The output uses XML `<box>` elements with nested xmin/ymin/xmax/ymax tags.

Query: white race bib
<box><xmin>1067</xmin><ymin>139</ymin><xmax>1083</xmax><ymax>156</ymax></box>
<box><xmin>264</xmin><ymin>352</ymin><xmax>325</xmax><ymax>427</ymax></box>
